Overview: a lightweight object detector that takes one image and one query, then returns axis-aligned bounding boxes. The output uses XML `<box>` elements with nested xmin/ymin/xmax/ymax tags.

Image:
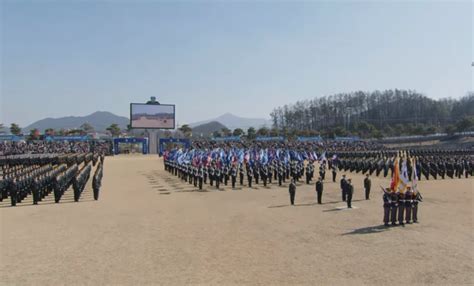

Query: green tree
<box><xmin>455</xmin><ymin>116</ymin><xmax>474</xmax><ymax>132</ymax></box>
<box><xmin>247</xmin><ymin>127</ymin><xmax>256</xmax><ymax>139</ymax></box>
<box><xmin>29</xmin><ymin>128</ymin><xmax>40</xmax><ymax>140</ymax></box>
<box><xmin>106</xmin><ymin>124</ymin><xmax>121</xmax><ymax>137</ymax></box>
<box><xmin>178</xmin><ymin>124</ymin><xmax>193</xmax><ymax>137</ymax></box>
<box><xmin>80</xmin><ymin>123</ymin><xmax>94</xmax><ymax>133</ymax></box>
<box><xmin>57</xmin><ymin>129</ymin><xmax>66</xmax><ymax>136</ymax></box>
<box><xmin>445</xmin><ymin>125</ymin><xmax>456</xmax><ymax>136</ymax></box>
<box><xmin>269</xmin><ymin>127</ymin><xmax>280</xmax><ymax>137</ymax></box>
<box><xmin>256</xmin><ymin>127</ymin><xmax>269</xmax><ymax>137</ymax></box>
<box><xmin>221</xmin><ymin>127</ymin><xmax>231</xmax><ymax>137</ymax></box>
<box><xmin>232</xmin><ymin>128</ymin><xmax>244</xmax><ymax>137</ymax></box>
<box><xmin>0</xmin><ymin>123</ymin><xmax>5</xmax><ymax>134</ymax></box>
<box><xmin>212</xmin><ymin>131</ymin><xmax>221</xmax><ymax>138</ymax></box>
<box><xmin>10</xmin><ymin>123</ymin><xmax>21</xmax><ymax>135</ymax></box>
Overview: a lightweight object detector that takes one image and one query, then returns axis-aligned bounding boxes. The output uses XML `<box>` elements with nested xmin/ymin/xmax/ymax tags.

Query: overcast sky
<box><xmin>1</xmin><ymin>1</ymin><xmax>472</xmax><ymax>128</ymax></box>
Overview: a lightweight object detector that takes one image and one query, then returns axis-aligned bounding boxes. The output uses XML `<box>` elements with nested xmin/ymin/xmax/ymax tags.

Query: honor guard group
<box><xmin>164</xmin><ymin>141</ymin><xmax>473</xmax><ymax>226</ymax></box>
<box><xmin>0</xmin><ymin>141</ymin><xmax>110</xmax><ymax>207</ymax></box>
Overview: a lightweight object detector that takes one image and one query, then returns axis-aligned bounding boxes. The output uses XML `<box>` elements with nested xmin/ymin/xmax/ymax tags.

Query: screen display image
<box><xmin>130</xmin><ymin>104</ymin><xmax>175</xmax><ymax>129</ymax></box>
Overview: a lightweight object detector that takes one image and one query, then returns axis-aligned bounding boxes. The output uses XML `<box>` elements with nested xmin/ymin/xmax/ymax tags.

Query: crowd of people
<box><xmin>164</xmin><ymin>139</ymin><xmax>473</xmax><ymax>226</ymax></box>
<box><xmin>0</xmin><ymin>153</ymin><xmax>105</xmax><ymax>206</ymax></box>
<box><xmin>0</xmin><ymin>140</ymin><xmax>112</xmax><ymax>156</ymax></box>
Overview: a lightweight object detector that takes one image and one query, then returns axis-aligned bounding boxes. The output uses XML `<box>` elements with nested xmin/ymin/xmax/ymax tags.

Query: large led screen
<box><xmin>130</xmin><ymin>103</ymin><xmax>175</xmax><ymax>129</ymax></box>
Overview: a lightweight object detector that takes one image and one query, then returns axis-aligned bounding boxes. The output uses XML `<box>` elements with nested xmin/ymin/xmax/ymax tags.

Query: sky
<box><xmin>1</xmin><ymin>0</ymin><xmax>472</xmax><ymax>128</ymax></box>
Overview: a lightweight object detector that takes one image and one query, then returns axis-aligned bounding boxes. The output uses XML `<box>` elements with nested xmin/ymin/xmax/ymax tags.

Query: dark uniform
<box><xmin>289</xmin><ymin>180</ymin><xmax>296</xmax><ymax>205</ymax></box>
<box><xmin>364</xmin><ymin>175</ymin><xmax>371</xmax><ymax>200</ymax></box>
<box><xmin>340</xmin><ymin>176</ymin><xmax>347</xmax><ymax>202</ymax></box>
<box><xmin>345</xmin><ymin>179</ymin><xmax>353</xmax><ymax>208</ymax></box>
<box><xmin>383</xmin><ymin>190</ymin><xmax>391</xmax><ymax>226</ymax></box>
<box><xmin>390</xmin><ymin>192</ymin><xmax>398</xmax><ymax>226</ymax></box>
<box><xmin>231</xmin><ymin>166</ymin><xmax>237</xmax><ymax>189</ymax></box>
<box><xmin>315</xmin><ymin>178</ymin><xmax>323</xmax><ymax>204</ymax></box>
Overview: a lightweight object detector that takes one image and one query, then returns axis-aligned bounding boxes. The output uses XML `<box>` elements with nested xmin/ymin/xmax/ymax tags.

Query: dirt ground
<box><xmin>1</xmin><ymin>155</ymin><xmax>473</xmax><ymax>285</ymax></box>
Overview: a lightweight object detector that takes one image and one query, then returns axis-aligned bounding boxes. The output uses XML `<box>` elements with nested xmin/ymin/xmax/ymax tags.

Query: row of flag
<box><xmin>164</xmin><ymin>148</ymin><xmax>331</xmax><ymax>167</ymax></box>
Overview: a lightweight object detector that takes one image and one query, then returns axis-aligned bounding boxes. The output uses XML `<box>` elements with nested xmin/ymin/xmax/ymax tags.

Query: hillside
<box><xmin>23</xmin><ymin>111</ymin><xmax>129</xmax><ymax>132</ymax></box>
<box><xmin>191</xmin><ymin>121</ymin><xmax>227</xmax><ymax>137</ymax></box>
<box><xmin>190</xmin><ymin>113</ymin><xmax>271</xmax><ymax>130</ymax></box>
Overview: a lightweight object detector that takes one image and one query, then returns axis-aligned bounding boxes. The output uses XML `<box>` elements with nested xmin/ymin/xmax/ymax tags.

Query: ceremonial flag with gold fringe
<box><xmin>390</xmin><ymin>158</ymin><xmax>400</xmax><ymax>192</ymax></box>
<box><xmin>412</xmin><ymin>158</ymin><xmax>418</xmax><ymax>192</ymax></box>
<box><xmin>399</xmin><ymin>159</ymin><xmax>410</xmax><ymax>193</ymax></box>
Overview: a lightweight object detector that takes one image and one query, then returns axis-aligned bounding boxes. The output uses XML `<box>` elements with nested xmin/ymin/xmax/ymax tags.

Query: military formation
<box><xmin>383</xmin><ymin>186</ymin><xmax>423</xmax><ymax>226</ymax></box>
<box><xmin>163</xmin><ymin>142</ymin><xmax>473</xmax><ymax>224</ymax></box>
<box><xmin>0</xmin><ymin>153</ymin><xmax>105</xmax><ymax>207</ymax></box>
<box><xmin>334</xmin><ymin>149</ymin><xmax>473</xmax><ymax>180</ymax></box>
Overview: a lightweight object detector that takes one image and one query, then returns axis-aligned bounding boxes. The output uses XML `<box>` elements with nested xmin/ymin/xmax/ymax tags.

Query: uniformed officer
<box><xmin>198</xmin><ymin>166</ymin><xmax>204</xmax><ymax>190</ymax></box>
<box><xmin>331</xmin><ymin>164</ymin><xmax>337</xmax><ymax>182</ymax></box>
<box><xmin>364</xmin><ymin>174</ymin><xmax>371</xmax><ymax>200</ymax></box>
<box><xmin>278</xmin><ymin>163</ymin><xmax>284</xmax><ymax>186</ymax></box>
<box><xmin>261</xmin><ymin>165</ymin><xmax>268</xmax><ymax>187</ymax></box>
<box><xmin>306</xmin><ymin>163</ymin><xmax>311</xmax><ymax>184</ymax></box>
<box><xmin>289</xmin><ymin>179</ymin><xmax>296</xmax><ymax>206</ymax></box>
<box><xmin>345</xmin><ymin>178</ymin><xmax>354</xmax><ymax>208</ymax></box>
<box><xmin>405</xmin><ymin>187</ymin><xmax>413</xmax><ymax>224</ymax></box>
<box><xmin>383</xmin><ymin>188</ymin><xmax>391</xmax><ymax>226</ymax></box>
<box><xmin>315</xmin><ymin>177</ymin><xmax>323</xmax><ymax>204</ymax></box>
<box><xmin>390</xmin><ymin>191</ymin><xmax>398</xmax><ymax>226</ymax></box>
<box><xmin>215</xmin><ymin>167</ymin><xmax>221</xmax><ymax>189</ymax></box>
<box><xmin>398</xmin><ymin>192</ymin><xmax>405</xmax><ymax>226</ymax></box>
<box><xmin>340</xmin><ymin>174</ymin><xmax>347</xmax><ymax>202</ymax></box>
<box><xmin>239</xmin><ymin>164</ymin><xmax>244</xmax><ymax>186</ymax></box>
<box><xmin>319</xmin><ymin>165</ymin><xmax>326</xmax><ymax>181</ymax></box>
<box><xmin>247</xmin><ymin>165</ymin><xmax>253</xmax><ymax>188</ymax></box>
<box><xmin>412</xmin><ymin>189</ymin><xmax>422</xmax><ymax>223</ymax></box>
<box><xmin>231</xmin><ymin>165</ymin><xmax>237</xmax><ymax>189</ymax></box>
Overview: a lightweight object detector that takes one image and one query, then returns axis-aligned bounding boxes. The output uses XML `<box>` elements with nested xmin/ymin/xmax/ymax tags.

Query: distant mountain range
<box><xmin>23</xmin><ymin>111</ymin><xmax>129</xmax><ymax>132</ymax></box>
<box><xmin>191</xmin><ymin>121</ymin><xmax>227</xmax><ymax>137</ymax></box>
<box><xmin>17</xmin><ymin>111</ymin><xmax>270</xmax><ymax>134</ymax></box>
<box><xmin>189</xmin><ymin>113</ymin><xmax>271</xmax><ymax>130</ymax></box>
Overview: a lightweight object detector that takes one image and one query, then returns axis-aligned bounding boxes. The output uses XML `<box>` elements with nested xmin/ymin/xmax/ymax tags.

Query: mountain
<box><xmin>189</xmin><ymin>113</ymin><xmax>271</xmax><ymax>130</ymax></box>
<box><xmin>191</xmin><ymin>121</ymin><xmax>228</xmax><ymax>137</ymax></box>
<box><xmin>23</xmin><ymin>111</ymin><xmax>129</xmax><ymax>132</ymax></box>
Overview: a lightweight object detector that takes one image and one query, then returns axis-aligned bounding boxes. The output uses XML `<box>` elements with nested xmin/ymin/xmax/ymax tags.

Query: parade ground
<box><xmin>1</xmin><ymin>155</ymin><xmax>472</xmax><ymax>285</ymax></box>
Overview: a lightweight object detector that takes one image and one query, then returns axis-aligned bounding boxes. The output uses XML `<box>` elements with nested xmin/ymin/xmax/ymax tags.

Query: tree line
<box><xmin>269</xmin><ymin>90</ymin><xmax>474</xmax><ymax>138</ymax></box>
<box><xmin>1</xmin><ymin>123</ymin><xmax>123</xmax><ymax>140</ymax></box>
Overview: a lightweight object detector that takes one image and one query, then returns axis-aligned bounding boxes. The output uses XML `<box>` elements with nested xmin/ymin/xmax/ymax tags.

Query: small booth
<box><xmin>158</xmin><ymin>138</ymin><xmax>190</xmax><ymax>156</ymax></box>
<box><xmin>113</xmin><ymin>137</ymin><xmax>149</xmax><ymax>155</ymax></box>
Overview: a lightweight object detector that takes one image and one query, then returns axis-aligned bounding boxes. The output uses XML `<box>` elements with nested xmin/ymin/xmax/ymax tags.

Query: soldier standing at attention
<box><xmin>340</xmin><ymin>174</ymin><xmax>347</xmax><ymax>202</ymax></box>
<box><xmin>289</xmin><ymin>179</ymin><xmax>296</xmax><ymax>206</ymax></box>
<box><xmin>247</xmin><ymin>165</ymin><xmax>253</xmax><ymax>188</ymax></box>
<box><xmin>215</xmin><ymin>167</ymin><xmax>221</xmax><ymax>189</ymax></box>
<box><xmin>398</xmin><ymin>192</ymin><xmax>405</xmax><ymax>226</ymax></box>
<box><xmin>364</xmin><ymin>174</ymin><xmax>371</xmax><ymax>200</ymax></box>
<box><xmin>231</xmin><ymin>165</ymin><xmax>237</xmax><ymax>189</ymax></box>
<box><xmin>209</xmin><ymin>165</ymin><xmax>215</xmax><ymax>186</ymax></box>
<box><xmin>278</xmin><ymin>163</ymin><xmax>284</xmax><ymax>186</ymax></box>
<box><xmin>262</xmin><ymin>165</ymin><xmax>268</xmax><ymax>187</ymax></box>
<box><xmin>319</xmin><ymin>165</ymin><xmax>326</xmax><ymax>181</ymax></box>
<box><xmin>315</xmin><ymin>177</ymin><xmax>323</xmax><ymax>204</ymax></box>
<box><xmin>405</xmin><ymin>187</ymin><xmax>413</xmax><ymax>224</ymax></box>
<box><xmin>332</xmin><ymin>164</ymin><xmax>337</xmax><ymax>182</ymax></box>
<box><xmin>412</xmin><ymin>189</ymin><xmax>423</xmax><ymax>223</ymax></box>
<box><xmin>239</xmin><ymin>164</ymin><xmax>244</xmax><ymax>186</ymax></box>
<box><xmin>345</xmin><ymin>178</ymin><xmax>354</xmax><ymax>208</ymax></box>
<box><xmin>383</xmin><ymin>188</ymin><xmax>391</xmax><ymax>226</ymax></box>
<box><xmin>254</xmin><ymin>164</ymin><xmax>260</xmax><ymax>185</ymax></box>
<box><xmin>198</xmin><ymin>166</ymin><xmax>204</xmax><ymax>190</ymax></box>
<box><xmin>390</xmin><ymin>191</ymin><xmax>399</xmax><ymax>226</ymax></box>
<box><xmin>306</xmin><ymin>163</ymin><xmax>311</xmax><ymax>184</ymax></box>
